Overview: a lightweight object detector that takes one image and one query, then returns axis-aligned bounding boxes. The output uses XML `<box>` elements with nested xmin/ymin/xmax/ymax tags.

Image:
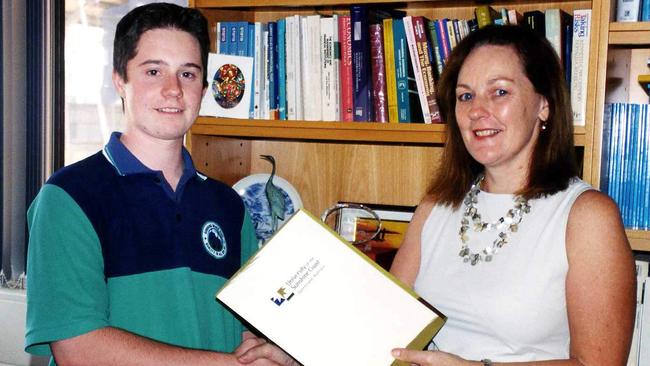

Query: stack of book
<box><xmin>616</xmin><ymin>0</ymin><xmax>650</xmax><ymax>21</ymax></box>
<box><xmin>601</xmin><ymin>103</ymin><xmax>650</xmax><ymax>230</ymax></box>
<box><xmin>213</xmin><ymin>5</ymin><xmax>591</xmax><ymax>125</ymax></box>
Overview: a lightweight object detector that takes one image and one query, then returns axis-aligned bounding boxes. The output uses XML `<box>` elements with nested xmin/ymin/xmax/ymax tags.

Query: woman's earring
<box><xmin>541</xmin><ymin>122</ymin><xmax>548</xmax><ymax>131</ymax></box>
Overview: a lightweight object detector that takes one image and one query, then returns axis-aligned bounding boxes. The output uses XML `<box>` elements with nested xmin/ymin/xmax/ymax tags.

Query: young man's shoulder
<box><xmin>46</xmin><ymin>151</ymin><xmax>114</xmax><ymax>189</ymax></box>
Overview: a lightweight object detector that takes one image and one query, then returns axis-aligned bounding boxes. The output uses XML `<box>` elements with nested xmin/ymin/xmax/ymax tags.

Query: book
<box><xmin>475</xmin><ymin>5</ymin><xmax>499</xmax><ymax>28</ymax></box>
<box><xmin>216</xmin><ymin>209</ymin><xmax>446</xmax><ymax>366</ymax></box>
<box><xmin>638</xmin><ymin>276</ymin><xmax>650</xmax><ymax>365</ymax></box>
<box><xmin>545</xmin><ymin>9</ymin><xmax>572</xmax><ymax>64</ymax></box>
<box><xmin>199</xmin><ymin>53</ymin><xmax>253</xmax><ymax>119</ymax></box>
<box><xmin>350</xmin><ymin>5</ymin><xmax>374</xmax><ymax>121</ymax></box>
<box><xmin>253</xmin><ymin>22</ymin><xmax>264</xmax><ymax>119</ymax></box>
<box><xmin>412</xmin><ymin>16</ymin><xmax>442</xmax><ymax>123</ymax></box>
<box><xmin>267</xmin><ymin>22</ymin><xmax>279</xmax><ymax>120</ymax></box>
<box><xmin>338</xmin><ymin>15</ymin><xmax>354</xmax><ymax>121</ymax></box>
<box><xmin>570</xmin><ymin>9</ymin><xmax>591</xmax><ymax>127</ymax></box>
<box><xmin>643</xmin><ymin>0</ymin><xmax>650</xmax><ymax>21</ymax></box>
<box><xmin>278</xmin><ymin>19</ymin><xmax>287</xmax><ymax>120</ymax></box>
<box><xmin>331</xmin><ymin>14</ymin><xmax>341</xmax><ymax>122</ymax></box>
<box><xmin>628</xmin><ymin>259</ymin><xmax>650</xmax><ymax>365</ymax></box>
<box><xmin>370</xmin><ymin>23</ymin><xmax>389</xmax><ymax>123</ymax></box>
<box><xmin>507</xmin><ymin>9</ymin><xmax>524</xmax><ymax>25</ymax></box>
<box><xmin>321</xmin><ymin>17</ymin><xmax>338</xmax><ymax>121</ymax></box>
<box><xmin>392</xmin><ymin>18</ymin><xmax>413</xmax><ymax>123</ymax></box>
<box><xmin>383</xmin><ymin>18</ymin><xmax>399</xmax><ymax>123</ymax></box>
<box><xmin>617</xmin><ymin>0</ymin><xmax>643</xmax><ymax>21</ymax></box>
<box><xmin>425</xmin><ymin>20</ymin><xmax>444</xmax><ymax>80</ymax></box>
<box><xmin>523</xmin><ymin>10</ymin><xmax>546</xmax><ymax>36</ymax></box>
<box><xmin>301</xmin><ymin>15</ymin><xmax>323</xmax><ymax>121</ymax></box>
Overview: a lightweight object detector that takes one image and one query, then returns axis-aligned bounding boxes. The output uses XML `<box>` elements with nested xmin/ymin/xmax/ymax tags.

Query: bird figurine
<box><xmin>260</xmin><ymin>155</ymin><xmax>286</xmax><ymax>233</ymax></box>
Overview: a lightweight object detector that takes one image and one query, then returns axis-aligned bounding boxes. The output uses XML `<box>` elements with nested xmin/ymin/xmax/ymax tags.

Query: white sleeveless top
<box><xmin>414</xmin><ymin>179</ymin><xmax>592</xmax><ymax>362</ymax></box>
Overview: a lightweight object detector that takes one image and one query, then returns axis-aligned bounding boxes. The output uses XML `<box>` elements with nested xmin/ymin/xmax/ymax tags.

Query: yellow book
<box><xmin>475</xmin><ymin>5</ymin><xmax>499</xmax><ymax>28</ymax></box>
<box><xmin>383</xmin><ymin>18</ymin><xmax>399</xmax><ymax>123</ymax></box>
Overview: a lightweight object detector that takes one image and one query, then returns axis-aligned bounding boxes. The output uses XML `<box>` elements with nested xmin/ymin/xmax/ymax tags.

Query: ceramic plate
<box><xmin>232</xmin><ymin>174</ymin><xmax>303</xmax><ymax>244</ymax></box>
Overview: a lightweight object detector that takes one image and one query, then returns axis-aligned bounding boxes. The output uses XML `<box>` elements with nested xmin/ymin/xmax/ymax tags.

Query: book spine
<box><xmin>220</xmin><ymin>22</ymin><xmax>230</xmax><ymax>55</ymax></box>
<box><xmin>308</xmin><ymin>15</ymin><xmax>323</xmax><ymax>121</ymax></box>
<box><xmin>262</xmin><ymin>26</ymin><xmax>270</xmax><ymax>119</ymax></box>
<box><xmin>237</xmin><ymin>22</ymin><xmax>248</xmax><ymax>56</ymax></box>
<box><xmin>426</xmin><ymin>21</ymin><xmax>444</xmax><ymax>79</ymax></box>
<box><xmin>404</xmin><ymin>16</ymin><xmax>431</xmax><ymax>123</ymax></box>
<box><xmin>475</xmin><ymin>6</ymin><xmax>496</xmax><ymax>28</ymax></box>
<box><xmin>413</xmin><ymin>16</ymin><xmax>441</xmax><ymax>123</ymax></box>
<box><xmin>351</xmin><ymin>5</ymin><xmax>374</xmax><ymax>122</ymax></box>
<box><xmin>435</xmin><ymin>19</ymin><xmax>451</xmax><ymax>65</ymax></box>
<box><xmin>267</xmin><ymin>22</ymin><xmax>279</xmax><ymax>120</ymax></box>
<box><xmin>570</xmin><ymin>9</ymin><xmax>591</xmax><ymax>127</ymax></box>
<box><xmin>285</xmin><ymin>17</ymin><xmax>296</xmax><ymax>120</ymax></box>
<box><xmin>321</xmin><ymin>17</ymin><xmax>337</xmax><ymax>121</ymax></box>
<box><xmin>332</xmin><ymin>14</ymin><xmax>341</xmax><ymax>122</ymax></box>
<box><xmin>248</xmin><ymin>23</ymin><xmax>255</xmax><ymax>119</ymax></box>
<box><xmin>445</xmin><ymin>19</ymin><xmax>457</xmax><ymax>50</ymax></box>
<box><xmin>229</xmin><ymin>22</ymin><xmax>238</xmax><ymax>55</ymax></box>
<box><xmin>294</xmin><ymin>16</ymin><xmax>303</xmax><ymax>121</ymax></box>
<box><xmin>278</xmin><ymin>19</ymin><xmax>287</xmax><ymax>120</ymax></box>
<box><xmin>253</xmin><ymin>22</ymin><xmax>264</xmax><ymax>119</ymax></box>
<box><xmin>370</xmin><ymin>23</ymin><xmax>388</xmax><ymax>123</ymax></box>
<box><xmin>617</xmin><ymin>0</ymin><xmax>642</xmax><ymax>21</ymax></box>
<box><xmin>339</xmin><ymin>15</ymin><xmax>354</xmax><ymax>122</ymax></box>
<box><xmin>392</xmin><ymin>19</ymin><xmax>411</xmax><ymax>123</ymax></box>
<box><xmin>545</xmin><ymin>9</ymin><xmax>562</xmax><ymax>61</ymax></box>
<box><xmin>383</xmin><ymin>18</ymin><xmax>399</xmax><ymax>123</ymax></box>
<box><xmin>643</xmin><ymin>0</ymin><xmax>650</xmax><ymax>21</ymax></box>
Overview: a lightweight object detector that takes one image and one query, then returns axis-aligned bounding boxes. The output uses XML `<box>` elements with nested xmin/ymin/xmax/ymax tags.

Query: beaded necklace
<box><xmin>458</xmin><ymin>175</ymin><xmax>531</xmax><ymax>265</ymax></box>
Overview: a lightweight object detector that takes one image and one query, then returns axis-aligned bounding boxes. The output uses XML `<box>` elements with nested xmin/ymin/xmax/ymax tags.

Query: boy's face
<box><xmin>113</xmin><ymin>28</ymin><xmax>206</xmax><ymax>143</ymax></box>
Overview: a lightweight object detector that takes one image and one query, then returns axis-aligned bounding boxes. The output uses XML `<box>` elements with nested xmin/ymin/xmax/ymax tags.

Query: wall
<box><xmin>0</xmin><ymin>289</ymin><xmax>48</xmax><ymax>366</ymax></box>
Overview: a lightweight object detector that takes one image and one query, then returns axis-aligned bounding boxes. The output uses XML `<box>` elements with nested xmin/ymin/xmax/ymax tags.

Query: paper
<box><xmin>217</xmin><ymin>209</ymin><xmax>445</xmax><ymax>366</ymax></box>
<box><xmin>199</xmin><ymin>53</ymin><xmax>253</xmax><ymax>119</ymax></box>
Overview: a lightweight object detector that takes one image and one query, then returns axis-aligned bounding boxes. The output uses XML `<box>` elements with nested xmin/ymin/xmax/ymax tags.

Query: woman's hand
<box><xmin>392</xmin><ymin>348</ymin><xmax>474</xmax><ymax>366</ymax></box>
<box><xmin>235</xmin><ymin>331</ymin><xmax>300</xmax><ymax>366</ymax></box>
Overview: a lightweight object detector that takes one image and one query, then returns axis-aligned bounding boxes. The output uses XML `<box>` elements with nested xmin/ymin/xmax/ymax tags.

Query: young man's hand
<box><xmin>235</xmin><ymin>332</ymin><xmax>300</xmax><ymax>366</ymax></box>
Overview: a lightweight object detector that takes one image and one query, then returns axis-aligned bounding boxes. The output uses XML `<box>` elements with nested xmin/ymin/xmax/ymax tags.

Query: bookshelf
<box><xmin>187</xmin><ymin>0</ymin><xmax>649</xmax><ymax>251</ymax></box>
<box><xmin>592</xmin><ymin>2</ymin><xmax>650</xmax><ymax>251</ymax></box>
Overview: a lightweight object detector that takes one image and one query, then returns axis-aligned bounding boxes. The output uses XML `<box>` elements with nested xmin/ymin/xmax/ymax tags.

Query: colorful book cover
<box><xmin>350</xmin><ymin>5</ymin><xmax>374</xmax><ymax>121</ymax></box>
<box><xmin>370</xmin><ymin>23</ymin><xmax>388</xmax><ymax>123</ymax></box>
<box><xmin>267</xmin><ymin>22</ymin><xmax>279</xmax><ymax>120</ymax></box>
<box><xmin>426</xmin><ymin>20</ymin><xmax>444</xmax><ymax>79</ymax></box>
<box><xmin>338</xmin><ymin>15</ymin><xmax>354</xmax><ymax>121</ymax></box>
<box><xmin>570</xmin><ymin>9</ymin><xmax>591</xmax><ymax>126</ymax></box>
<box><xmin>392</xmin><ymin>18</ymin><xmax>411</xmax><ymax>123</ymax></box>
<box><xmin>404</xmin><ymin>16</ymin><xmax>430</xmax><ymax>123</ymax></box>
<box><xmin>199</xmin><ymin>53</ymin><xmax>253</xmax><ymax>119</ymax></box>
<box><xmin>383</xmin><ymin>18</ymin><xmax>398</xmax><ymax>123</ymax></box>
<box><xmin>413</xmin><ymin>16</ymin><xmax>441</xmax><ymax>123</ymax></box>
<box><xmin>278</xmin><ymin>19</ymin><xmax>287</xmax><ymax>120</ymax></box>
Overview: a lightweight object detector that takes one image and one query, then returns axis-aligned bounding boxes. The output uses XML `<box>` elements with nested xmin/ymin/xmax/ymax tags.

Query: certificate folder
<box><xmin>216</xmin><ymin>209</ymin><xmax>445</xmax><ymax>366</ymax></box>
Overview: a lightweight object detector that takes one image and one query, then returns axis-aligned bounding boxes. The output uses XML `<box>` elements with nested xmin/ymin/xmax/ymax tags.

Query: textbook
<box><xmin>216</xmin><ymin>209</ymin><xmax>445</xmax><ymax>366</ymax></box>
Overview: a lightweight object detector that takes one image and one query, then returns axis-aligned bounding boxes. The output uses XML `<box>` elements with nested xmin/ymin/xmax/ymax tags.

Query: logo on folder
<box><xmin>271</xmin><ymin>287</ymin><xmax>294</xmax><ymax>306</ymax></box>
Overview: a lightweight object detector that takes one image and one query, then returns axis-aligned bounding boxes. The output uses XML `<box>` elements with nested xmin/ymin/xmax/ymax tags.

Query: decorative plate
<box><xmin>232</xmin><ymin>174</ymin><xmax>303</xmax><ymax>244</ymax></box>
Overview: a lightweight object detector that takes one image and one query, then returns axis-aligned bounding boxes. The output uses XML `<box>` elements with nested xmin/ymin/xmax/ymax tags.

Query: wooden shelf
<box><xmin>192</xmin><ymin>118</ymin><xmax>587</xmax><ymax>145</ymax></box>
<box><xmin>628</xmin><ymin>230</ymin><xmax>650</xmax><ymax>251</ymax></box>
<box><xmin>193</xmin><ymin>0</ymin><xmax>431</xmax><ymax>7</ymax></box>
<box><xmin>608</xmin><ymin>22</ymin><xmax>650</xmax><ymax>45</ymax></box>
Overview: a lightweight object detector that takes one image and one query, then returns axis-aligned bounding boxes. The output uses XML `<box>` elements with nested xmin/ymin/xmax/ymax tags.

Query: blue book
<box><xmin>643</xmin><ymin>105</ymin><xmax>650</xmax><ymax>229</ymax></box>
<box><xmin>228</xmin><ymin>22</ymin><xmax>238</xmax><ymax>55</ymax></box>
<box><xmin>643</xmin><ymin>0</ymin><xmax>650</xmax><ymax>21</ymax></box>
<box><xmin>267</xmin><ymin>22</ymin><xmax>279</xmax><ymax>119</ymax></box>
<box><xmin>392</xmin><ymin>19</ymin><xmax>410</xmax><ymax>123</ymax></box>
<box><xmin>219</xmin><ymin>22</ymin><xmax>230</xmax><ymax>54</ymax></box>
<box><xmin>350</xmin><ymin>5</ymin><xmax>374</xmax><ymax>121</ymax></box>
<box><xmin>248</xmin><ymin>23</ymin><xmax>256</xmax><ymax>119</ymax></box>
<box><xmin>563</xmin><ymin>17</ymin><xmax>573</xmax><ymax>88</ymax></box>
<box><xmin>600</xmin><ymin>104</ymin><xmax>613</xmax><ymax>195</ymax></box>
<box><xmin>277</xmin><ymin>18</ymin><xmax>287</xmax><ymax>120</ymax></box>
<box><xmin>236</xmin><ymin>22</ymin><xmax>249</xmax><ymax>56</ymax></box>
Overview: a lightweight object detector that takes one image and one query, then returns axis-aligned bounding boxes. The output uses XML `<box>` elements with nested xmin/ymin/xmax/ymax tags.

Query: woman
<box><xmin>390</xmin><ymin>25</ymin><xmax>635</xmax><ymax>365</ymax></box>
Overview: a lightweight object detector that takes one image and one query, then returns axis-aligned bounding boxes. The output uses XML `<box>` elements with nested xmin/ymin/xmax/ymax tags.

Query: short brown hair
<box><xmin>429</xmin><ymin>25</ymin><xmax>578</xmax><ymax>208</ymax></box>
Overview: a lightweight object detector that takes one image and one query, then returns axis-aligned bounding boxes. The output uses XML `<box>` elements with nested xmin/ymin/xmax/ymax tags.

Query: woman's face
<box><xmin>454</xmin><ymin>45</ymin><xmax>549</xmax><ymax>176</ymax></box>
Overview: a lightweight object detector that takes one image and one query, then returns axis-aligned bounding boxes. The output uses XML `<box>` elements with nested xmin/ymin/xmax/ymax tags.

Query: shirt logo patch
<box><xmin>201</xmin><ymin>221</ymin><xmax>227</xmax><ymax>259</ymax></box>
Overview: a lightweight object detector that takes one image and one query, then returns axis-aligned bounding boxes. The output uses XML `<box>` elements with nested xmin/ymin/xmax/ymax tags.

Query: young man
<box><xmin>25</xmin><ymin>4</ymin><xmax>294</xmax><ymax>366</ymax></box>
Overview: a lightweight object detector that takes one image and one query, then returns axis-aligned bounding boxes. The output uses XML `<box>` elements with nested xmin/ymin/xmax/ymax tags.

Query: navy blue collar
<box><xmin>102</xmin><ymin>132</ymin><xmax>206</xmax><ymax>193</ymax></box>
